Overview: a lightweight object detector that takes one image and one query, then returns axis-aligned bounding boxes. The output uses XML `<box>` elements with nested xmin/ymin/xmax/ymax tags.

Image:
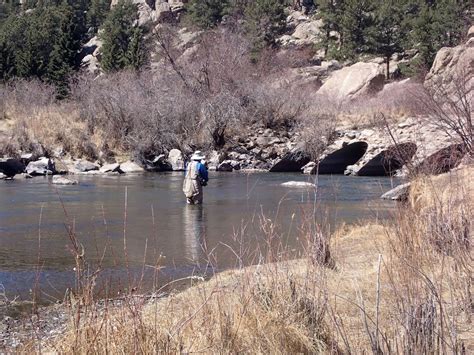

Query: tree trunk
<box><xmin>386</xmin><ymin>55</ymin><xmax>390</xmax><ymax>80</ymax></box>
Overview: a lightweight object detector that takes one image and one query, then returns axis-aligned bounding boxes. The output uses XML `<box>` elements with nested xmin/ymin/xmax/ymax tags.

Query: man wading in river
<box><xmin>183</xmin><ymin>151</ymin><xmax>209</xmax><ymax>205</ymax></box>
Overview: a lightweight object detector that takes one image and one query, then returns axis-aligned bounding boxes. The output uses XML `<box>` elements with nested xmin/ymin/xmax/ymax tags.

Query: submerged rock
<box><xmin>52</xmin><ymin>176</ymin><xmax>78</xmax><ymax>185</ymax></box>
<box><xmin>281</xmin><ymin>181</ymin><xmax>316</xmax><ymax>188</ymax></box>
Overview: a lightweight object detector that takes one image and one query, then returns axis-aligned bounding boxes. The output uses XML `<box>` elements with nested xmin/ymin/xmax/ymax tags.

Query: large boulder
<box><xmin>168</xmin><ymin>149</ymin><xmax>185</xmax><ymax>171</ymax></box>
<box><xmin>0</xmin><ymin>159</ymin><xmax>25</xmax><ymax>178</ymax></box>
<box><xmin>119</xmin><ymin>161</ymin><xmax>145</xmax><ymax>173</ymax></box>
<box><xmin>424</xmin><ymin>26</ymin><xmax>474</xmax><ymax>99</ymax></box>
<box><xmin>269</xmin><ymin>149</ymin><xmax>311</xmax><ymax>172</ymax></box>
<box><xmin>318</xmin><ymin>62</ymin><xmax>385</xmax><ymax>101</ymax></box>
<box><xmin>26</xmin><ymin>157</ymin><xmax>55</xmax><ymax>176</ymax></box>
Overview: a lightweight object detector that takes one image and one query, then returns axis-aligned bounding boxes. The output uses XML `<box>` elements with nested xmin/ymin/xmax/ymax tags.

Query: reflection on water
<box><xmin>0</xmin><ymin>172</ymin><xmax>400</xmax><ymax>300</ymax></box>
<box><xmin>182</xmin><ymin>205</ymin><xmax>207</xmax><ymax>263</ymax></box>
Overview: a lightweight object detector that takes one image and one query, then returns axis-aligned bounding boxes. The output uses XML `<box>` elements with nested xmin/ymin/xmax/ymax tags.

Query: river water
<box><xmin>0</xmin><ymin>172</ymin><xmax>399</xmax><ymax>302</ymax></box>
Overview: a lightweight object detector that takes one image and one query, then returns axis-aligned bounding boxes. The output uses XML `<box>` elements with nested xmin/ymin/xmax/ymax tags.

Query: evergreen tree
<box><xmin>46</xmin><ymin>5</ymin><xmax>77</xmax><ymax>97</ymax></box>
<box><xmin>244</xmin><ymin>0</ymin><xmax>287</xmax><ymax>58</ymax></box>
<box><xmin>185</xmin><ymin>0</ymin><xmax>230</xmax><ymax>29</ymax></box>
<box><xmin>338</xmin><ymin>0</ymin><xmax>375</xmax><ymax>59</ymax></box>
<box><xmin>100</xmin><ymin>0</ymin><xmax>144</xmax><ymax>72</ymax></box>
<box><xmin>315</xmin><ymin>0</ymin><xmax>345</xmax><ymax>58</ymax></box>
<box><xmin>0</xmin><ymin>3</ymin><xmax>86</xmax><ymax>87</ymax></box>
<box><xmin>410</xmin><ymin>0</ymin><xmax>469</xmax><ymax>69</ymax></box>
<box><xmin>87</xmin><ymin>0</ymin><xmax>111</xmax><ymax>33</ymax></box>
<box><xmin>368</xmin><ymin>0</ymin><xmax>406</xmax><ymax>78</ymax></box>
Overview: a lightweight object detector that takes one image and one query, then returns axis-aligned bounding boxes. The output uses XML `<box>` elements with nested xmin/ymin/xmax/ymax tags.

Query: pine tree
<box><xmin>87</xmin><ymin>0</ymin><xmax>111</xmax><ymax>33</ymax></box>
<box><xmin>368</xmin><ymin>0</ymin><xmax>406</xmax><ymax>78</ymax></box>
<box><xmin>100</xmin><ymin>0</ymin><xmax>144</xmax><ymax>72</ymax></box>
<box><xmin>185</xmin><ymin>0</ymin><xmax>230</xmax><ymax>29</ymax></box>
<box><xmin>338</xmin><ymin>0</ymin><xmax>375</xmax><ymax>59</ymax></box>
<box><xmin>244</xmin><ymin>0</ymin><xmax>287</xmax><ymax>58</ymax></box>
<box><xmin>315</xmin><ymin>0</ymin><xmax>345</xmax><ymax>58</ymax></box>
<box><xmin>46</xmin><ymin>5</ymin><xmax>76</xmax><ymax>97</ymax></box>
<box><xmin>410</xmin><ymin>0</ymin><xmax>469</xmax><ymax>69</ymax></box>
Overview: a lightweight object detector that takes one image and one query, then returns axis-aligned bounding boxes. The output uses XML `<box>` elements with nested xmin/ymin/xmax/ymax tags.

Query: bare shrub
<box><xmin>298</xmin><ymin>96</ymin><xmax>339</xmax><ymax>159</ymax></box>
<box><xmin>2</xmin><ymin>79</ymin><xmax>56</xmax><ymax>118</ymax></box>
<box><xmin>417</xmin><ymin>69</ymin><xmax>473</xmax><ymax>156</ymax></box>
<box><xmin>201</xmin><ymin>92</ymin><xmax>244</xmax><ymax>148</ymax></box>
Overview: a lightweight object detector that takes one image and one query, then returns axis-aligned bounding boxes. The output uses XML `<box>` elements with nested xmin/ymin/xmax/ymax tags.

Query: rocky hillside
<box><xmin>1</xmin><ymin>2</ymin><xmax>473</xmax><ymax>181</ymax></box>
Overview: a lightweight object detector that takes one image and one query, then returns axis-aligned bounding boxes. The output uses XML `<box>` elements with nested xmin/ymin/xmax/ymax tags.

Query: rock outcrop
<box><xmin>424</xmin><ymin>25</ymin><xmax>474</xmax><ymax>98</ymax></box>
<box><xmin>318</xmin><ymin>62</ymin><xmax>385</xmax><ymax>101</ymax></box>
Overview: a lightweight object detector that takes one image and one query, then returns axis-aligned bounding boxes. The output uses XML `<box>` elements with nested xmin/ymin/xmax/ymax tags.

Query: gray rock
<box><xmin>52</xmin><ymin>176</ymin><xmax>78</xmax><ymax>185</ymax></box>
<box><xmin>301</xmin><ymin>162</ymin><xmax>316</xmax><ymax>174</ymax></box>
<box><xmin>145</xmin><ymin>154</ymin><xmax>172</xmax><ymax>171</ymax></box>
<box><xmin>256</xmin><ymin>137</ymin><xmax>273</xmax><ymax>148</ymax></box>
<box><xmin>381</xmin><ymin>183</ymin><xmax>411</xmax><ymax>201</ymax></box>
<box><xmin>318</xmin><ymin>62</ymin><xmax>385</xmax><ymax>101</ymax></box>
<box><xmin>74</xmin><ymin>160</ymin><xmax>99</xmax><ymax>173</ymax></box>
<box><xmin>168</xmin><ymin>149</ymin><xmax>185</xmax><ymax>171</ymax></box>
<box><xmin>231</xmin><ymin>160</ymin><xmax>241</xmax><ymax>171</ymax></box>
<box><xmin>26</xmin><ymin>157</ymin><xmax>55</xmax><ymax>176</ymax></box>
<box><xmin>120</xmin><ymin>161</ymin><xmax>145</xmax><ymax>173</ymax></box>
<box><xmin>100</xmin><ymin>163</ymin><xmax>121</xmax><ymax>173</ymax></box>
<box><xmin>208</xmin><ymin>150</ymin><xmax>225</xmax><ymax>171</ymax></box>
<box><xmin>217</xmin><ymin>161</ymin><xmax>234</xmax><ymax>172</ymax></box>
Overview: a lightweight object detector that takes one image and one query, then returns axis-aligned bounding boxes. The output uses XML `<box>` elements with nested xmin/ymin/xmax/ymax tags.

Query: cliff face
<box><xmin>424</xmin><ymin>25</ymin><xmax>474</xmax><ymax>99</ymax></box>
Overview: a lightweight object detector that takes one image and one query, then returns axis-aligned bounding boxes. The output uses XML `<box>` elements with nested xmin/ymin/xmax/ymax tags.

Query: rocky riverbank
<box><xmin>0</xmin><ymin>115</ymin><xmax>470</xmax><ymax>182</ymax></box>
